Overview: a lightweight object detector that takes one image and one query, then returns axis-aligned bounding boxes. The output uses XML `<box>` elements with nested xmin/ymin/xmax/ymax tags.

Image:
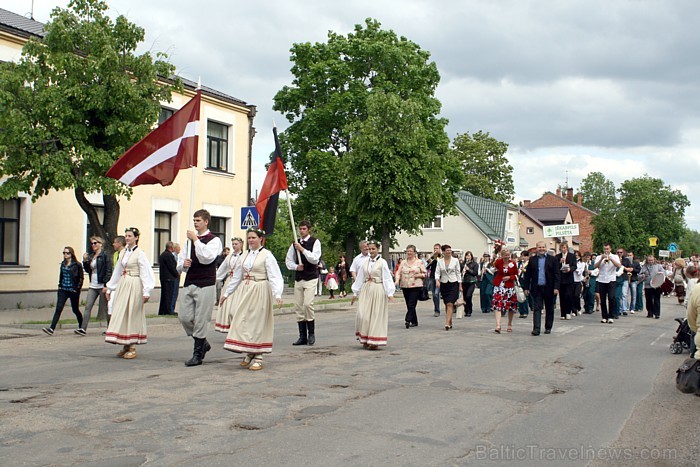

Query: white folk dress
<box><xmin>214</xmin><ymin>252</ymin><xmax>242</xmax><ymax>333</ymax></box>
<box><xmin>352</xmin><ymin>257</ymin><xmax>396</xmax><ymax>347</ymax></box>
<box><xmin>223</xmin><ymin>248</ymin><xmax>283</xmax><ymax>355</ymax></box>
<box><xmin>105</xmin><ymin>247</ymin><xmax>155</xmax><ymax>345</ymax></box>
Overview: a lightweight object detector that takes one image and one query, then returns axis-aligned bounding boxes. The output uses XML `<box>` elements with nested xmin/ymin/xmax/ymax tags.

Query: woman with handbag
<box><xmin>435</xmin><ymin>244</ymin><xmax>461</xmax><ymax>330</ymax></box>
<box><xmin>492</xmin><ymin>244</ymin><xmax>519</xmax><ymax>333</ymax></box>
<box><xmin>460</xmin><ymin>251</ymin><xmax>478</xmax><ymax>318</ymax></box>
<box><xmin>395</xmin><ymin>244</ymin><xmax>426</xmax><ymax>328</ymax></box>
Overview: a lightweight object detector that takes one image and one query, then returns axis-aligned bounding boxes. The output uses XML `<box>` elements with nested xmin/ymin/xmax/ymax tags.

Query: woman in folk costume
<box><xmin>105</xmin><ymin>228</ymin><xmax>155</xmax><ymax>359</ymax></box>
<box><xmin>220</xmin><ymin>228</ymin><xmax>283</xmax><ymax>371</ymax></box>
<box><xmin>351</xmin><ymin>241</ymin><xmax>396</xmax><ymax>350</ymax></box>
<box><xmin>214</xmin><ymin>237</ymin><xmax>244</xmax><ymax>333</ymax></box>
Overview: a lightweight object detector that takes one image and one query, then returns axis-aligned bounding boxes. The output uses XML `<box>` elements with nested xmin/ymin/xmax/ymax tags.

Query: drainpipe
<box><xmin>246</xmin><ymin>105</ymin><xmax>257</xmax><ymax>205</ymax></box>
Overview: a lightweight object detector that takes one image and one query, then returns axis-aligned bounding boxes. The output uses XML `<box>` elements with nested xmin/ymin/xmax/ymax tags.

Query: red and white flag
<box><xmin>106</xmin><ymin>91</ymin><xmax>201</xmax><ymax>187</ymax></box>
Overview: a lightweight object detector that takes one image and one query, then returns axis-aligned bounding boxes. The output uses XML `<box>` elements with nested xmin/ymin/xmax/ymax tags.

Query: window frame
<box><xmin>206</xmin><ymin>120</ymin><xmax>230</xmax><ymax>173</ymax></box>
<box><xmin>153</xmin><ymin>211</ymin><xmax>173</xmax><ymax>266</ymax></box>
<box><xmin>0</xmin><ymin>198</ymin><xmax>20</xmax><ymax>265</ymax></box>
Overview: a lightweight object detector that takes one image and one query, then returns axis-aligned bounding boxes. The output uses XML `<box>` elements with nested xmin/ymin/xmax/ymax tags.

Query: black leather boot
<box><xmin>185</xmin><ymin>338</ymin><xmax>203</xmax><ymax>366</ymax></box>
<box><xmin>307</xmin><ymin>320</ymin><xmax>315</xmax><ymax>345</ymax></box>
<box><xmin>201</xmin><ymin>338</ymin><xmax>211</xmax><ymax>359</ymax></box>
<box><xmin>293</xmin><ymin>321</ymin><xmax>308</xmax><ymax>345</ymax></box>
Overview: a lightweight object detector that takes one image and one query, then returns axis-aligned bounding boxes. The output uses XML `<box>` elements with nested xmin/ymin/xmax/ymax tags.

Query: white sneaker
<box><xmin>601</xmin><ymin>319</ymin><xmax>607</xmax><ymax>324</ymax></box>
<box><xmin>560</xmin><ymin>317</ymin><xmax>566</xmax><ymax>320</ymax></box>
<box><xmin>566</xmin><ymin>314</ymin><xmax>572</xmax><ymax>320</ymax></box>
<box><xmin>629</xmin><ymin>310</ymin><xmax>635</xmax><ymax>314</ymax></box>
<box><xmin>607</xmin><ymin>319</ymin><xmax>614</xmax><ymax>323</ymax></box>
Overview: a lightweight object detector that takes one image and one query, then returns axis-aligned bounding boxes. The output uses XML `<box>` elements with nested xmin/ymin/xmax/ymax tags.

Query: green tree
<box><xmin>451</xmin><ymin>131</ymin><xmax>513</xmax><ymax>203</ymax></box>
<box><xmin>679</xmin><ymin>229</ymin><xmax>700</xmax><ymax>257</ymax></box>
<box><xmin>0</xmin><ymin>0</ymin><xmax>177</xmax><ymax>254</ymax></box>
<box><xmin>618</xmin><ymin>175</ymin><xmax>689</xmax><ymax>255</ymax></box>
<box><xmin>347</xmin><ymin>91</ymin><xmax>461</xmax><ymax>257</ymax></box>
<box><xmin>273</xmin><ymin>18</ymin><xmax>460</xmax><ymax>259</ymax></box>
<box><xmin>578</xmin><ymin>171</ymin><xmax>616</xmax><ymax>213</ymax></box>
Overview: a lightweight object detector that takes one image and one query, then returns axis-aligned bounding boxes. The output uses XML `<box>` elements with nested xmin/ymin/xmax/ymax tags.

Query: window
<box><xmin>507</xmin><ymin>213</ymin><xmax>513</xmax><ymax>233</ymax></box>
<box><xmin>0</xmin><ymin>199</ymin><xmax>20</xmax><ymax>265</ymax></box>
<box><xmin>207</xmin><ymin>120</ymin><xmax>229</xmax><ymax>171</ymax></box>
<box><xmin>210</xmin><ymin>216</ymin><xmax>227</xmax><ymax>244</ymax></box>
<box><xmin>153</xmin><ymin>211</ymin><xmax>172</xmax><ymax>265</ymax></box>
<box><xmin>422</xmin><ymin>216</ymin><xmax>443</xmax><ymax>230</ymax></box>
<box><xmin>526</xmin><ymin>227</ymin><xmax>534</xmax><ymax>234</ymax></box>
<box><xmin>85</xmin><ymin>206</ymin><xmax>105</xmax><ymax>252</ymax></box>
<box><xmin>159</xmin><ymin>107</ymin><xmax>174</xmax><ymax>125</ymax></box>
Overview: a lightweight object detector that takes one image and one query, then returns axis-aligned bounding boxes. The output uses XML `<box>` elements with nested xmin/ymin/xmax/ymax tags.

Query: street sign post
<box><xmin>543</xmin><ymin>223</ymin><xmax>580</xmax><ymax>238</ymax></box>
<box><xmin>659</xmin><ymin>250</ymin><xmax>670</xmax><ymax>258</ymax></box>
<box><xmin>240</xmin><ymin>206</ymin><xmax>259</xmax><ymax>229</ymax></box>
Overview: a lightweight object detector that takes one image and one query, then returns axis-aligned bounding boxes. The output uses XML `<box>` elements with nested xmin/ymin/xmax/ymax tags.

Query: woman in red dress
<box><xmin>492</xmin><ymin>246</ymin><xmax>519</xmax><ymax>333</ymax></box>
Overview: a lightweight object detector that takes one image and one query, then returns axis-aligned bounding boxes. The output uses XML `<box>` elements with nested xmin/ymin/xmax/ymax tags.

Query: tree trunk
<box><xmin>74</xmin><ymin>188</ymin><xmax>120</xmax><ymax>321</ymax></box>
<box><xmin>381</xmin><ymin>225</ymin><xmax>391</xmax><ymax>261</ymax></box>
<box><xmin>345</xmin><ymin>232</ymin><xmax>356</xmax><ymax>264</ymax></box>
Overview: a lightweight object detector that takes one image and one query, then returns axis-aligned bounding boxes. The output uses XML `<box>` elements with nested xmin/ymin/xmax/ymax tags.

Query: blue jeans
<box><xmin>629</xmin><ymin>281</ymin><xmax>638</xmax><ymax>311</ymax></box>
<box><xmin>617</xmin><ymin>280</ymin><xmax>629</xmax><ymax>315</ymax></box>
<box><xmin>426</xmin><ymin>277</ymin><xmax>441</xmax><ymax>314</ymax></box>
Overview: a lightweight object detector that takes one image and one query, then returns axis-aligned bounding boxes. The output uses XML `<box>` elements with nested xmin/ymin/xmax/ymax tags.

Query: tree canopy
<box><xmin>578</xmin><ymin>171</ymin><xmax>616</xmax><ymax>213</ymax></box>
<box><xmin>591</xmin><ymin>175</ymin><xmax>689</xmax><ymax>255</ymax></box>
<box><xmin>451</xmin><ymin>131</ymin><xmax>513</xmax><ymax>203</ymax></box>
<box><xmin>273</xmin><ymin>18</ymin><xmax>462</xmax><ymax>258</ymax></box>
<box><xmin>0</xmin><ymin>0</ymin><xmax>177</xmax><ymax>250</ymax></box>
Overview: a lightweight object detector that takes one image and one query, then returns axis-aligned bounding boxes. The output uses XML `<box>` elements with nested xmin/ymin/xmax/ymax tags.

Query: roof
<box><xmin>518</xmin><ymin>207</ymin><xmax>544</xmax><ymax>227</ymax></box>
<box><xmin>0</xmin><ymin>7</ymin><xmax>251</xmax><ymax>109</ymax></box>
<box><xmin>0</xmin><ymin>8</ymin><xmax>45</xmax><ymax>38</ymax></box>
<box><xmin>542</xmin><ymin>191</ymin><xmax>598</xmax><ymax>216</ymax></box>
<box><xmin>521</xmin><ymin>206</ymin><xmax>570</xmax><ymax>224</ymax></box>
<box><xmin>455</xmin><ymin>191</ymin><xmax>514</xmax><ymax>241</ymax></box>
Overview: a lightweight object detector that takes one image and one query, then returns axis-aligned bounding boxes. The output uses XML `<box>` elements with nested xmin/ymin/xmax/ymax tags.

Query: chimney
<box><xmin>522</xmin><ymin>200</ymin><xmax>531</xmax><ymax>207</ymax></box>
<box><xmin>566</xmin><ymin>188</ymin><xmax>574</xmax><ymax>201</ymax></box>
<box><xmin>577</xmin><ymin>194</ymin><xmax>582</xmax><ymax>206</ymax></box>
<box><xmin>556</xmin><ymin>187</ymin><xmax>561</xmax><ymax>197</ymax></box>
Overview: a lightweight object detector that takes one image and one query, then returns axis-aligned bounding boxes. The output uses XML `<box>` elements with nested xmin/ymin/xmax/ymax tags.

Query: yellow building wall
<box><xmin>0</xmin><ymin>91</ymin><xmax>252</xmax><ymax>296</ymax></box>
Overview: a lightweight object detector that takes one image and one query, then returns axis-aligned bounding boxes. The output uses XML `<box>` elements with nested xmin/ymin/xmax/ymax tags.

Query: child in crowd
<box><xmin>325</xmin><ymin>266</ymin><xmax>339</xmax><ymax>299</ymax></box>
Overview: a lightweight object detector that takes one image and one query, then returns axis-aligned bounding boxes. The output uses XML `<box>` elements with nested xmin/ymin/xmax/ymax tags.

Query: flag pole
<box><xmin>186</xmin><ymin>82</ymin><xmax>201</xmax><ymax>259</ymax></box>
<box><xmin>285</xmin><ymin>191</ymin><xmax>302</xmax><ymax>264</ymax></box>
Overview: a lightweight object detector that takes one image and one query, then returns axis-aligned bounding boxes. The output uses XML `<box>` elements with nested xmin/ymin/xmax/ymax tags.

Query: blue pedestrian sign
<box><xmin>669</xmin><ymin>243</ymin><xmax>678</xmax><ymax>253</ymax></box>
<box><xmin>241</xmin><ymin>206</ymin><xmax>259</xmax><ymax>229</ymax></box>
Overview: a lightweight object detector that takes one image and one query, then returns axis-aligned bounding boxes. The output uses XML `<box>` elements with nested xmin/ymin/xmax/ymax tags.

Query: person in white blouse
<box><xmin>351</xmin><ymin>241</ymin><xmax>395</xmax><ymax>350</ymax></box>
<box><xmin>435</xmin><ymin>245</ymin><xmax>462</xmax><ymax>330</ymax></box>
<box><xmin>220</xmin><ymin>228</ymin><xmax>283</xmax><ymax>371</ymax></box>
<box><xmin>104</xmin><ymin>228</ymin><xmax>155</xmax><ymax>359</ymax></box>
<box><xmin>594</xmin><ymin>243</ymin><xmax>622</xmax><ymax>324</ymax></box>
<box><xmin>214</xmin><ymin>237</ymin><xmax>244</xmax><ymax>333</ymax></box>
<box><xmin>285</xmin><ymin>220</ymin><xmax>322</xmax><ymax>346</ymax></box>
<box><xmin>176</xmin><ymin>209</ymin><xmax>223</xmax><ymax>367</ymax></box>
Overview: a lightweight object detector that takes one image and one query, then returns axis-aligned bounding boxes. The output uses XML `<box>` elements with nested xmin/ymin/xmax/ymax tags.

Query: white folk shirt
<box><xmin>285</xmin><ymin>235</ymin><xmax>322</xmax><ymax>271</ymax></box>
<box><xmin>176</xmin><ymin>230</ymin><xmax>223</xmax><ymax>272</ymax></box>
<box><xmin>222</xmin><ymin>247</ymin><xmax>284</xmax><ymax>299</ymax></box>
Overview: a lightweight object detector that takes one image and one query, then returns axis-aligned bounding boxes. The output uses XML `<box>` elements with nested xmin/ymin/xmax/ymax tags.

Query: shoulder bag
<box><xmin>676</xmin><ymin>358</ymin><xmax>700</xmax><ymax>395</ymax></box>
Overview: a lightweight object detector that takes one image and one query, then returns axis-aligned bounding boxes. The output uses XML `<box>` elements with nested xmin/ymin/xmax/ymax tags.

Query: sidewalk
<box><xmin>0</xmin><ymin>287</ymin><xmax>359</xmax><ymax>327</ymax></box>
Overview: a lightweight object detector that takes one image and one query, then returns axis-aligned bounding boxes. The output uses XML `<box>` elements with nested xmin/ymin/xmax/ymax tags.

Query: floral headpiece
<box><xmin>246</xmin><ymin>227</ymin><xmax>265</xmax><ymax>237</ymax></box>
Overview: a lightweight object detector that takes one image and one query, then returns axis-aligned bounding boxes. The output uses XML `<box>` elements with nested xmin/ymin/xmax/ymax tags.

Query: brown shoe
<box><xmin>117</xmin><ymin>345</ymin><xmax>129</xmax><ymax>357</ymax></box>
<box><xmin>122</xmin><ymin>345</ymin><xmax>137</xmax><ymax>359</ymax></box>
<box><xmin>248</xmin><ymin>361</ymin><xmax>263</xmax><ymax>371</ymax></box>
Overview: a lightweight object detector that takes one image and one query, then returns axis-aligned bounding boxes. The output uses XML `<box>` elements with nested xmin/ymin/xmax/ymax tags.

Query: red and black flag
<box><xmin>255</xmin><ymin>127</ymin><xmax>288</xmax><ymax>236</ymax></box>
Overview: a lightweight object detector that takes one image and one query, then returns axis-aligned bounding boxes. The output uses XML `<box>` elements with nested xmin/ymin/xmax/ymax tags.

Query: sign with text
<box><xmin>659</xmin><ymin>249</ymin><xmax>670</xmax><ymax>258</ymax></box>
<box><xmin>543</xmin><ymin>223</ymin><xmax>579</xmax><ymax>238</ymax></box>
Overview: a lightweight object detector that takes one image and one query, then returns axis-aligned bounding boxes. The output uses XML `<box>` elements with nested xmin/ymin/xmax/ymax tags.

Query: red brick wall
<box><xmin>529</xmin><ymin>193</ymin><xmax>596</xmax><ymax>253</ymax></box>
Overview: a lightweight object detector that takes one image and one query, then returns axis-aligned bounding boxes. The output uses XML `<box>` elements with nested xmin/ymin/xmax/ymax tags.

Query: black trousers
<box><xmin>159</xmin><ymin>279</ymin><xmax>176</xmax><ymax>315</ymax></box>
<box><xmin>462</xmin><ymin>281</ymin><xmax>476</xmax><ymax>315</ymax></box>
<box><xmin>531</xmin><ymin>286</ymin><xmax>555</xmax><ymax>333</ymax></box>
<box><xmin>644</xmin><ymin>288</ymin><xmax>662</xmax><ymax>317</ymax></box>
<box><xmin>559</xmin><ymin>282</ymin><xmax>574</xmax><ymax>317</ymax></box>
<box><xmin>50</xmin><ymin>289</ymin><xmax>83</xmax><ymax>330</ymax></box>
<box><xmin>573</xmin><ymin>282</ymin><xmax>582</xmax><ymax>312</ymax></box>
<box><xmin>597</xmin><ymin>281</ymin><xmax>616</xmax><ymax>320</ymax></box>
<box><xmin>403</xmin><ymin>287</ymin><xmax>421</xmax><ymax>325</ymax></box>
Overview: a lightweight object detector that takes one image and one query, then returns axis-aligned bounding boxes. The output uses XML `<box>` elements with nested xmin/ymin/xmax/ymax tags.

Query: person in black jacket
<box><xmin>78</xmin><ymin>236</ymin><xmax>113</xmax><ymax>335</ymax></box>
<box><xmin>159</xmin><ymin>241</ymin><xmax>179</xmax><ymax>316</ymax></box>
<box><xmin>522</xmin><ymin>241</ymin><xmax>561</xmax><ymax>336</ymax></box>
<box><xmin>43</xmin><ymin>246</ymin><xmax>84</xmax><ymax>336</ymax></box>
<box><xmin>460</xmin><ymin>251</ymin><xmax>478</xmax><ymax>317</ymax></box>
<box><xmin>556</xmin><ymin>241</ymin><xmax>578</xmax><ymax>320</ymax></box>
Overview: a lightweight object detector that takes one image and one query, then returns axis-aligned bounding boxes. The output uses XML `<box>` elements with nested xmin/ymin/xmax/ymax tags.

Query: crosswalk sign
<box><xmin>241</xmin><ymin>207</ymin><xmax>259</xmax><ymax>229</ymax></box>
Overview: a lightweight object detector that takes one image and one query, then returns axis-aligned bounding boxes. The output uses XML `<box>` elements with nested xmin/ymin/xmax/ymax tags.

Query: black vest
<box><xmin>184</xmin><ymin>233</ymin><xmax>217</xmax><ymax>287</ymax></box>
<box><xmin>294</xmin><ymin>236</ymin><xmax>319</xmax><ymax>281</ymax></box>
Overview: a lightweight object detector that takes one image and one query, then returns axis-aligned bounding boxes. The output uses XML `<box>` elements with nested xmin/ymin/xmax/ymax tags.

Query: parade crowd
<box><xmin>41</xmin><ymin>210</ymin><xmax>699</xmax><ymax>370</ymax></box>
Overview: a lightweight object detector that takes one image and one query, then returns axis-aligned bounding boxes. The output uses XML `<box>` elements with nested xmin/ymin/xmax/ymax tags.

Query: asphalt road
<box><xmin>0</xmin><ymin>297</ymin><xmax>698</xmax><ymax>466</ymax></box>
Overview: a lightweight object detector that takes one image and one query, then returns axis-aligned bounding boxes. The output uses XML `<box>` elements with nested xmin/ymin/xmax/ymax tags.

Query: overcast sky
<box><xmin>7</xmin><ymin>0</ymin><xmax>700</xmax><ymax>233</ymax></box>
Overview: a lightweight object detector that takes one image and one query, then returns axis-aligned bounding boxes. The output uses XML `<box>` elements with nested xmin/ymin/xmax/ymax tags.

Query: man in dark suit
<box><xmin>556</xmin><ymin>241</ymin><xmax>578</xmax><ymax>319</ymax></box>
<box><xmin>522</xmin><ymin>241</ymin><xmax>561</xmax><ymax>336</ymax></box>
<box><xmin>158</xmin><ymin>241</ymin><xmax>179</xmax><ymax>316</ymax></box>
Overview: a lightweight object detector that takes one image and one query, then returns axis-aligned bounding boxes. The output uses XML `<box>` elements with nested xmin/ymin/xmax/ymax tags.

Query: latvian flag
<box><xmin>255</xmin><ymin>127</ymin><xmax>288</xmax><ymax>236</ymax></box>
<box><xmin>106</xmin><ymin>91</ymin><xmax>201</xmax><ymax>187</ymax></box>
